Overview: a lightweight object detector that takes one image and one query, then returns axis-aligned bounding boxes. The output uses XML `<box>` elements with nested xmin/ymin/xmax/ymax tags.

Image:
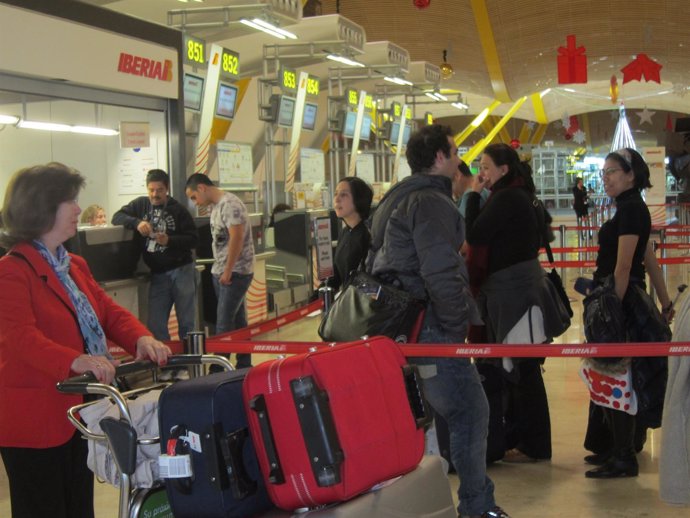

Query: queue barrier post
<box><xmin>559</xmin><ymin>224</ymin><xmax>567</xmax><ymax>280</ymax></box>
<box><xmin>184</xmin><ymin>331</ymin><xmax>206</xmax><ymax>378</ymax></box>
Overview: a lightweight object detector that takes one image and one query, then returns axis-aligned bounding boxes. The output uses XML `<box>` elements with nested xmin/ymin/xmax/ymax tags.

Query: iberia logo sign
<box><xmin>117</xmin><ymin>52</ymin><xmax>173</xmax><ymax>81</ymax></box>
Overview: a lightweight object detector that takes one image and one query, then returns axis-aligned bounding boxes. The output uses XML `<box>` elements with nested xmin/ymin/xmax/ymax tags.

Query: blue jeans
<box><xmin>212</xmin><ymin>272</ymin><xmax>253</xmax><ymax>368</ymax></box>
<box><xmin>148</xmin><ymin>262</ymin><xmax>197</xmax><ymax>341</ymax></box>
<box><xmin>415</xmin><ymin>325</ymin><xmax>496</xmax><ymax>517</ymax></box>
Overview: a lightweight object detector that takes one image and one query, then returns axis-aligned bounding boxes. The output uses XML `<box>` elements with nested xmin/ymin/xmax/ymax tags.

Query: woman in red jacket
<box><xmin>0</xmin><ymin>163</ymin><xmax>171</xmax><ymax>518</ymax></box>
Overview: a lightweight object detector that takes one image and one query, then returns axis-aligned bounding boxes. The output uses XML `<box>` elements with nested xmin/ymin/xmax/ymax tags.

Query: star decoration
<box><xmin>673</xmin><ymin>83</ymin><xmax>689</xmax><ymax>98</ymax></box>
<box><xmin>610</xmin><ymin>109</ymin><xmax>620</xmax><ymax>120</ymax></box>
<box><xmin>561</xmin><ymin>113</ymin><xmax>571</xmax><ymax>130</ymax></box>
<box><xmin>637</xmin><ymin>108</ymin><xmax>656</xmax><ymax>125</ymax></box>
<box><xmin>572</xmin><ymin>129</ymin><xmax>586</xmax><ymax>144</ymax></box>
<box><xmin>527</xmin><ymin>121</ymin><xmax>536</xmax><ymax>130</ymax></box>
<box><xmin>621</xmin><ymin>53</ymin><xmax>662</xmax><ymax>84</ymax></box>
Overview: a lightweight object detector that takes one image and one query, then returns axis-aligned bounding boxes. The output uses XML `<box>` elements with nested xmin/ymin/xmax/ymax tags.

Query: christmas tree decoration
<box><xmin>666</xmin><ymin>113</ymin><xmax>674</xmax><ymax>131</ymax></box>
<box><xmin>510</xmin><ymin>138</ymin><xmax>521</xmax><ymax>149</ymax></box>
<box><xmin>637</xmin><ymin>108</ymin><xmax>656</xmax><ymax>125</ymax></box>
<box><xmin>572</xmin><ymin>129</ymin><xmax>586</xmax><ymax>145</ymax></box>
<box><xmin>439</xmin><ymin>49</ymin><xmax>453</xmax><ymax>79</ymax></box>
<box><xmin>610</xmin><ymin>75</ymin><xmax>619</xmax><ymax>104</ymax></box>
<box><xmin>611</xmin><ymin>105</ymin><xmax>637</xmax><ymax>151</ymax></box>
<box><xmin>413</xmin><ymin>0</ymin><xmax>431</xmax><ymax>8</ymax></box>
<box><xmin>557</xmin><ymin>35</ymin><xmax>587</xmax><ymax>84</ymax></box>
<box><xmin>621</xmin><ymin>53</ymin><xmax>662</xmax><ymax>84</ymax></box>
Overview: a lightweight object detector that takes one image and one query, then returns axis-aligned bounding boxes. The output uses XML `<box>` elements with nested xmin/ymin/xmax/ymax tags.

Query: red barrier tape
<box><xmin>540</xmin><ymin>260</ymin><xmax>597</xmax><ymax>268</ymax></box>
<box><xmin>657</xmin><ymin>243</ymin><xmax>690</xmax><ymax>250</ymax></box>
<box><xmin>539</xmin><ymin>246</ymin><xmax>598</xmax><ymax>254</ymax></box>
<box><xmin>203</xmin><ymin>338</ymin><xmax>690</xmax><ymax>358</ymax></box>
<box><xmin>164</xmin><ymin>299</ymin><xmax>324</xmax><ymax>354</ymax></box>
<box><xmin>658</xmin><ymin>256</ymin><xmax>690</xmax><ymax>265</ymax></box>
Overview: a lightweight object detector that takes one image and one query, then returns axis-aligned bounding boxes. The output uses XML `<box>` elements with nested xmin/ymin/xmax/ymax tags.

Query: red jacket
<box><xmin>0</xmin><ymin>242</ymin><xmax>150</xmax><ymax>448</ymax></box>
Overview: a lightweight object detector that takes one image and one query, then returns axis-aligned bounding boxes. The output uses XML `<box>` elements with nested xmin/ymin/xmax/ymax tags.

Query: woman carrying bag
<box><xmin>581</xmin><ymin>148</ymin><xmax>672</xmax><ymax>479</ymax></box>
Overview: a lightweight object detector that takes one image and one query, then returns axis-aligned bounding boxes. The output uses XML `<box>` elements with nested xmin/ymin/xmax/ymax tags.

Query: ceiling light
<box><xmin>71</xmin><ymin>126</ymin><xmax>119</xmax><ymax>136</ymax></box>
<box><xmin>451</xmin><ymin>102</ymin><xmax>468</xmax><ymax>110</ymax></box>
<box><xmin>326</xmin><ymin>54</ymin><xmax>365</xmax><ymax>67</ymax></box>
<box><xmin>18</xmin><ymin>120</ymin><xmax>71</xmax><ymax>132</ymax></box>
<box><xmin>425</xmin><ymin>91</ymin><xmax>447</xmax><ymax>102</ymax></box>
<box><xmin>0</xmin><ymin>114</ymin><xmax>19</xmax><ymax>125</ymax></box>
<box><xmin>540</xmin><ymin>88</ymin><xmax>551</xmax><ymax>98</ymax></box>
<box><xmin>239</xmin><ymin>18</ymin><xmax>297</xmax><ymax>40</ymax></box>
<box><xmin>16</xmin><ymin>119</ymin><xmax>118</xmax><ymax>135</ymax></box>
<box><xmin>384</xmin><ymin>76</ymin><xmax>413</xmax><ymax>86</ymax></box>
<box><xmin>563</xmin><ymin>88</ymin><xmax>577</xmax><ymax>93</ymax></box>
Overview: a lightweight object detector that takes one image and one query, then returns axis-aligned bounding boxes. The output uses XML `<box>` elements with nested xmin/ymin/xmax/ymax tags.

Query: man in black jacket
<box><xmin>112</xmin><ymin>169</ymin><xmax>199</xmax><ymax>343</ymax></box>
<box><xmin>368</xmin><ymin>125</ymin><xmax>509</xmax><ymax>518</ymax></box>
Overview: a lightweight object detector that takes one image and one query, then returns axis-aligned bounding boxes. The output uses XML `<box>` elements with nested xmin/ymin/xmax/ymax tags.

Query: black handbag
<box><xmin>543</xmin><ymin>237</ymin><xmax>574</xmax><ymax>319</ymax></box>
<box><xmin>318</xmin><ymin>271</ymin><xmax>425</xmax><ymax>343</ymax></box>
<box><xmin>583</xmin><ymin>276</ymin><xmax>626</xmax><ymax>345</ymax></box>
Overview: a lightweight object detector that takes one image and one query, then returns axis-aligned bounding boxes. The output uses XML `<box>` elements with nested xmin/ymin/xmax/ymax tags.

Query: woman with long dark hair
<box><xmin>465</xmin><ymin>143</ymin><xmax>567</xmax><ymax>463</ymax></box>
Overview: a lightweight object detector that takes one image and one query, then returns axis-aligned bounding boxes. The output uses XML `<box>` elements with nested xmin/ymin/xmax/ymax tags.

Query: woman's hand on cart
<box><xmin>135</xmin><ymin>335</ymin><xmax>172</xmax><ymax>366</ymax></box>
<box><xmin>70</xmin><ymin>354</ymin><xmax>120</xmax><ymax>384</ymax></box>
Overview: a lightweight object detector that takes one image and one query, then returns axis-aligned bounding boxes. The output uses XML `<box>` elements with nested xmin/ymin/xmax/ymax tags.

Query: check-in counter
<box><xmin>65</xmin><ymin>225</ymin><xmax>149</xmax><ymax>321</ymax></box>
<box><xmin>267</xmin><ymin>209</ymin><xmax>339</xmax><ymax>312</ymax></box>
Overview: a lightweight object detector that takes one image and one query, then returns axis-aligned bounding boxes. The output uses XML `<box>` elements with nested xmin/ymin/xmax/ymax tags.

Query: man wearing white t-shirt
<box><xmin>186</xmin><ymin>174</ymin><xmax>254</xmax><ymax>368</ymax></box>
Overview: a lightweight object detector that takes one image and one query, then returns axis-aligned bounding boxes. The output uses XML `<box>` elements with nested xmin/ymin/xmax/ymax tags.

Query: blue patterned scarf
<box><xmin>33</xmin><ymin>240</ymin><xmax>110</xmax><ymax>357</ymax></box>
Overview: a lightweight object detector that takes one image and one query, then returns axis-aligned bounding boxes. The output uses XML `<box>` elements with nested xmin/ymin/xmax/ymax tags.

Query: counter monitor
<box><xmin>215</xmin><ymin>82</ymin><xmax>238</xmax><ymax>120</ymax></box>
<box><xmin>302</xmin><ymin>102</ymin><xmax>318</xmax><ymax>131</ymax></box>
<box><xmin>183</xmin><ymin>72</ymin><xmax>204</xmax><ymax>112</ymax></box>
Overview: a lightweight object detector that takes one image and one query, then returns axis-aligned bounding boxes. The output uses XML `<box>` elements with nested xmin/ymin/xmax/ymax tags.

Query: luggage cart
<box><xmin>57</xmin><ymin>354</ymin><xmax>233</xmax><ymax>518</ymax></box>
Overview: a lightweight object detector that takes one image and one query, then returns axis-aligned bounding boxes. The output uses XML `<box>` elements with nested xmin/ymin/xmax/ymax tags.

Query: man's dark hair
<box><xmin>1</xmin><ymin>162</ymin><xmax>84</xmax><ymax>247</ymax></box>
<box><xmin>146</xmin><ymin>169</ymin><xmax>169</xmax><ymax>188</ymax></box>
<box><xmin>458</xmin><ymin>160</ymin><xmax>472</xmax><ymax>177</ymax></box>
<box><xmin>338</xmin><ymin>177</ymin><xmax>374</xmax><ymax>220</ymax></box>
<box><xmin>185</xmin><ymin>173</ymin><xmax>215</xmax><ymax>190</ymax></box>
<box><xmin>406</xmin><ymin>124</ymin><xmax>453</xmax><ymax>174</ymax></box>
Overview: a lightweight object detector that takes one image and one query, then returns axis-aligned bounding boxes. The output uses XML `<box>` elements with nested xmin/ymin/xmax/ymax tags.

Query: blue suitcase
<box><xmin>158</xmin><ymin>368</ymin><xmax>273</xmax><ymax>518</ymax></box>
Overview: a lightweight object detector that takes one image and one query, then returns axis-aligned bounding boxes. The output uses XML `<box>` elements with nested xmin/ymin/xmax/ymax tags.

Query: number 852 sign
<box><xmin>219</xmin><ymin>49</ymin><xmax>240</xmax><ymax>79</ymax></box>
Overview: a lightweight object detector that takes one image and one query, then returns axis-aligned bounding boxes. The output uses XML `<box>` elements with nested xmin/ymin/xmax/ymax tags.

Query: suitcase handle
<box><xmin>402</xmin><ymin>364</ymin><xmax>433</xmax><ymax>429</ymax></box>
<box><xmin>201</xmin><ymin>423</ymin><xmax>257</xmax><ymax>500</ymax></box>
<box><xmin>248</xmin><ymin>395</ymin><xmax>285</xmax><ymax>484</ymax></box>
<box><xmin>290</xmin><ymin>376</ymin><xmax>344</xmax><ymax>487</ymax></box>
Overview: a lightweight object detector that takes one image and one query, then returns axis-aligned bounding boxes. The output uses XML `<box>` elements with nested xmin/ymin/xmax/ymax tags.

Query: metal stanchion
<box><xmin>319</xmin><ymin>285</ymin><xmax>334</xmax><ymax>314</ymax></box>
<box><xmin>660</xmin><ymin>229</ymin><xmax>668</xmax><ymax>288</ymax></box>
<box><xmin>184</xmin><ymin>331</ymin><xmax>206</xmax><ymax>378</ymax></box>
<box><xmin>559</xmin><ymin>224</ymin><xmax>566</xmax><ymax>281</ymax></box>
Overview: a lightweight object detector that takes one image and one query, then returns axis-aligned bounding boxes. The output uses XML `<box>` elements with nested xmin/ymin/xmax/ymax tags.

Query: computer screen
<box><xmin>277</xmin><ymin>95</ymin><xmax>296</xmax><ymax>127</ymax></box>
<box><xmin>342</xmin><ymin>111</ymin><xmax>357</xmax><ymax>138</ymax></box>
<box><xmin>360</xmin><ymin>114</ymin><xmax>372</xmax><ymax>141</ymax></box>
<box><xmin>215</xmin><ymin>82</ymin><xmax>238</xmax><ymax>120</ymax></box>
<box><xmin>389</xmin><ymin>121</ymin><xmax>411</xmax><ymax>145</ymax></box>
<box><xmin>183</xmin><ymin>73</ymin><xmax>204</xmax><ymax>112</ymax></box>
<box><xmin>302</xmin><ymin>102</ymin><xmax>318</xmax><ymax>131</ymax></box>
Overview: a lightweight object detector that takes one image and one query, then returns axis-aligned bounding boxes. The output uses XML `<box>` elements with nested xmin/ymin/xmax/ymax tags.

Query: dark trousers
<box><xmin>0</xmin><ymin>431</ymin><xmax>94</xmax><ymax>518</ymax></box>
<box><xmin>504</xmin><ymin>358</ymin><xmax>552</xmax><ymax>459</ymax></box>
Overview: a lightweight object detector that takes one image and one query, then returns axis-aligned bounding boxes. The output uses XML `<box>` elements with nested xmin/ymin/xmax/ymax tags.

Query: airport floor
<box><xmin>1</xmin><ymin>213</ymin><xmax>688</xmax><ymax>517</ymax></box>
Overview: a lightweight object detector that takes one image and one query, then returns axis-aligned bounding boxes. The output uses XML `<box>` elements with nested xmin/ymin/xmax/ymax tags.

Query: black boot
<box><xmin>585</xmin><ymin>408</ymin><xmax>638</xmax><ymax>479</ymax></box>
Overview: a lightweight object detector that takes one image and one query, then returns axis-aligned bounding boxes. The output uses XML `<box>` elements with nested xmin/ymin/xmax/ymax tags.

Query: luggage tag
<box><xmin>158</xmin><ymin>430</ymin><xmax>202</xmax><ymax>478</ymax></box>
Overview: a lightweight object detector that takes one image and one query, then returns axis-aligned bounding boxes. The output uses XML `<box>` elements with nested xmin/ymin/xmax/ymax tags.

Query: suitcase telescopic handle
<box><xmin>248</xmin><ymin>395</ymin><xmax>285</xmax><ymax>485</ymax></box>
<box><xmin>290</xmin><ymin>376</ymin><xmax>344</xmax><ymax>488</ymax></box>
<box><xmin>402</xmin><ymin>364</ymin><xmax>433</xmax><ymax>429</ymax></box>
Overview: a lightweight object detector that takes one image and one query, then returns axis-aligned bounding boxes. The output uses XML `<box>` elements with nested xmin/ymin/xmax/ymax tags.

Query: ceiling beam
<box><xmin>470</xmin><ymin>0</ymin><xmax>511</xmax><ymax>103</ymax></box>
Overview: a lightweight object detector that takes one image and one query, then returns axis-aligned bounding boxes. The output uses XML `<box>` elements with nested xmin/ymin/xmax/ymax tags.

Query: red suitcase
<box><xmin>242</xmin><ymin>337</ymin><xmax>431</xmax><ymax>511</ymax></box>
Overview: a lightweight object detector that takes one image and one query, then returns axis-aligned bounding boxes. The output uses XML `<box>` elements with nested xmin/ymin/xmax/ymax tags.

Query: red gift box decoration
<box><xmin>557</xmin><ymin>35</ymin><xmax>587</xmax><ymax>84</ymax></box>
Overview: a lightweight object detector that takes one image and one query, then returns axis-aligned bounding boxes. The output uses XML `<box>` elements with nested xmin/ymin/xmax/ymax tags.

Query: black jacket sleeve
<box><xmin>111</xmin><ymin>197</ymin><xmax>148</xmax><ymax>229</ymax></box>
<box><xmin>166</xmin><ymin>204</ymin><xmax>199</xmax><ymax>251</ymax></box>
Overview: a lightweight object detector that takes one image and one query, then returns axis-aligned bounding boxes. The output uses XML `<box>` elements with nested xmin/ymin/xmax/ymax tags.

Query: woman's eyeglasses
<box><xmin>599</xmin><ymin>167</ymin><xmax>623</xmax><ymax>178</ymax></box>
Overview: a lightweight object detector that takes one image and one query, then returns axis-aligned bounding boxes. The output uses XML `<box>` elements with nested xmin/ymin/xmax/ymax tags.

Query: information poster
<box><xmin>117</xmin><ymin>139</ymin><xmax>157</xmax><ymax>195</ymax></box>
<box><xmin>217</xmin><ymin>141</ymin><xmax>253</xmax><ymax>186</ymax></box>
<box><xmin>355</xmin><ymin>153</ymin><xmax>376</xmax><ymax>183</ymax></box>
<box><xmin>642</xmin><ymin>146</ymin><xmax>667</xmax><ymax>226</ymax></box>
<box><xmin>300</xmin><ymin>148</ymin><xmax>325</xmax><ymax>184</ymax></box>
<box><xmin>313</xmin><ymin>217</ymin><xmax>334</xmax><ymax>280</ymax></box>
